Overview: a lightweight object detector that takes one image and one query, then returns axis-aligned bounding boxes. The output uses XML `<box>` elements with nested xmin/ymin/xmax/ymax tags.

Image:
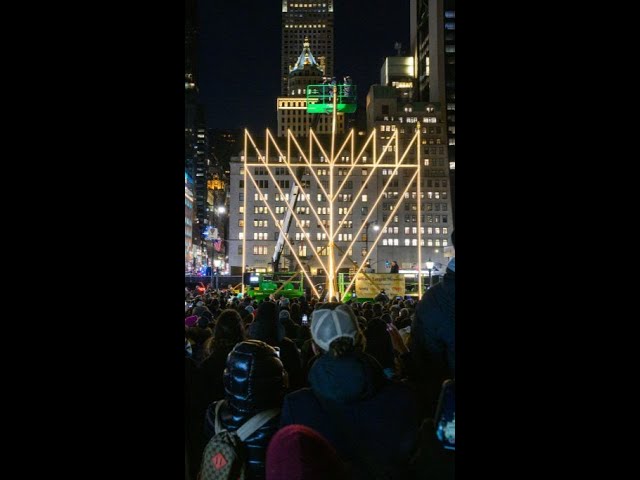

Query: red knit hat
<box><xmin>266</xmin><ymin>425</ymin><xmax>347</xmax><ymax>480</ymax></box>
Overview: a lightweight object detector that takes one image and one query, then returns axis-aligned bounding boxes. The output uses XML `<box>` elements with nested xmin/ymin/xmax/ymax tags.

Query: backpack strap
<box><xmin>236</xmin><ymin>408</ymin><xmax>280</xmax><ymax>442</ymax></box>
<box><xmin>213</xmin><ymin>400</ymin><xmax>225</xmax><ymax>434</ymax></box>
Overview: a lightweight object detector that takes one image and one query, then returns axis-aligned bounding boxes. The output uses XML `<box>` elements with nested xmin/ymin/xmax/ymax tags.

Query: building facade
<box><xmin>281</xmin><ymin>1</ymin><xmax>334</xmax><ymax>96</ymax></box>
<box><xmin>410</xmin><ymin>0</ymin><xmax>455</xmax><ymax>222</ymax></box>
<box><xmin>380</xmin><ymin>56</ymin><xmax>415</xmax><ymax>101</ymax></box>
<box><xmin>366</xmin><ymin>81</ymin><xmax>453</xmax><ymax>272</ymax></box>
<box><xmin>185</xmin><ymin>172</ymin><xmax>195</xmax><ymax>272</ymax></box>
<box><xmin>277</xmin><ymin>38</ymin><xmax>345</xmax><ymax>137</ymax></box>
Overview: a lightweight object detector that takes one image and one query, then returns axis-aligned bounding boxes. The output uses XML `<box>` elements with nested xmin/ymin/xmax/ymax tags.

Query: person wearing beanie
<box><xmin>247</xmin><ymin>301</ymin><xmax>303</xmax><ymax>391</ymax></box>
<box><xmin>280</xmin><ymin>303</ymin><xmax>419</xmax><ymax>480</ymax></box>
<box><xmin>411</xmin><ymin>229</ymin><xmax>455</xmax><ymax>417</ymax></box>
<box><xmin>279</xmin><ymin>309</ymin><xmax>300</xmax><ymax>340</ymax></box>
<box><xmin>204</xmin><ymin>340</ymin><xmax>286</xmax><ymax>480</ymax></box>
<box><xmin>266</xmin><ymin>425</ymin><xmax>348</xmax><ymax>480</ymax></box>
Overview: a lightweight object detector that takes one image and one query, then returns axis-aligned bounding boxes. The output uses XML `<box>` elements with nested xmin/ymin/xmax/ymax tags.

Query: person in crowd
<box><xmin>279</xmin><ymin>309</ymin><xmax>300</xmax><ymax>340</ymax></box>
<box><xmin>374</xmin><ymin>289</ymin><xmax>389</xmax><ymax>305</ymax></box>
<box><xmin>396</xmin><ymin>308</ymin><xmax>412</xmax><ymax>329</ymax></box>
<box><xmin>204</xmin><ymin>340</ymin><xmax>286</xmax><ymax>480</ymax></box>
<box><xmin>248</xmin><ymin>300</ymin><xmax>303</xmax><ymax>391</ymax></box>
<box><xmin>185</xmin><ymin>323</ymin><xmax>212</xmax><ymax>366</ymax></box>
<box><xmin>364</xmin><ymin>317</ymin><xmax>396</xmax><ymax>379</ymax></box>
<box><xmin>390</xmin><ymin>260</ymin><xmax>400</xmax><ymax>274</ymax></box>
<box><xmin>198</xmin><ymin>309</ymin><xmax>246</xmax><ymax>404</ymax></box>
<box><xmin>290</xmin><ymin>302</ymin><xmax>302</xmax><ymax>326</ymax></box>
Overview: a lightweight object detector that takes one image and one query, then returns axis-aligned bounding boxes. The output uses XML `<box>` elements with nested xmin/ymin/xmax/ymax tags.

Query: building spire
<box><xmin>290</xmin><ymin>36</ymin><xmax>321</xmax><ymax>73</ymax></box>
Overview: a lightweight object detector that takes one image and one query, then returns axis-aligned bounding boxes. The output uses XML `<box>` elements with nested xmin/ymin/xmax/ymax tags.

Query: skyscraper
<box><xmin>410</xmin><ymin>0</ymin><xmax>455</xmax><ymax>222</ymax></box>
<box><xmin>281</xmin><ymin>1</ymin><xmax>334</xmax><ymax>96</ymax></box>
<box><xmin>276</xmin><ymin>38</ymin><xmax>345</xmax><ymax>137</ymax></box>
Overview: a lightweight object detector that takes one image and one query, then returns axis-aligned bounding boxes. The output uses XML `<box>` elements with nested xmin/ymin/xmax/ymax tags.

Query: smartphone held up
<box><xmin>435</xmin><ymin>379</ymin><xmax>455</xmax><ymax>451</ymax></box>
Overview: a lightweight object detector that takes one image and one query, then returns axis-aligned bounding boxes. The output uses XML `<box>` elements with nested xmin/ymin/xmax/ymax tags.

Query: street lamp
<box><xmin>426</xmin><ymin>258</ymin><xmax>435</xmax><ymax>288</ymax></box>
<box><xmin>217</xmin><ymin>205</ymin><xmax>226</xmax><ymax>214</ymax></box>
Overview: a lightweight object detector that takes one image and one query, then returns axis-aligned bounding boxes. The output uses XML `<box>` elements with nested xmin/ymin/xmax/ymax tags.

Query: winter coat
<box><xmin>204</xmin><ymin>340</ymin><xmax>285</xmax><ymax>480</ymax></box>
<box><xmin>280</xmin><ymin>351</ymin><xmax>419</xmax><ymax>479</ymax></box>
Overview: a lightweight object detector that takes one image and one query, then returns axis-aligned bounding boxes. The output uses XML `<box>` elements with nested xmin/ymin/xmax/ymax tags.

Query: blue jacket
<box><xmin>280</xmin><ymin>352</ymin><xmax>419</xmax><ymax>479</ymax></box>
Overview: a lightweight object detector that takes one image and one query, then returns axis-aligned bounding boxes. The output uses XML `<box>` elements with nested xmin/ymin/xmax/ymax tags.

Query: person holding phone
<box><xmin>279</xmin><ymin>309</ymin><xmax>300</xmax><ymax>341</ymax></box>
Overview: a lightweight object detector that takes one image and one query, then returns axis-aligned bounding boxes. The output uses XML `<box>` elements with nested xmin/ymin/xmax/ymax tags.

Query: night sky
<box><xmin>197</xmin><ymin>0</ymin><xmax>410</xmax><ymax>132</ymax></box>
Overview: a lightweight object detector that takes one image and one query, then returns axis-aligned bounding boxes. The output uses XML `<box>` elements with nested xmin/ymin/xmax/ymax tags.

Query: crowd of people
<box><xmin>186</xmin><ymin>242</ymin><xmax>455</xmax><ymax>480</ymax></box>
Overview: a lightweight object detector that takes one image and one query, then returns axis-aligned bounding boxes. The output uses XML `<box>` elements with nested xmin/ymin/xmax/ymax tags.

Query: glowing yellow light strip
<box><xmin>328</xmin><ymin>85</ymin><xmax>337</xmax><ymax>300</ymax></box>
<box><xmin>416</xmin><ymin>123</ymin><xmax>422</xmax><ymax>298</ymax></box>
<box><xmin>328</xmin><ymin>130</ymin><xmax>356</xmax><ymax>199</ymax></box>
<box><xmin>334</xmin><ymin>131</ymin><xmax>419</xmax><ymax>273</ymax></box>
<box><xmin>242</xmin><ymin>130</ymin><xmax>248</xmax><ymax>295</ymax></box>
